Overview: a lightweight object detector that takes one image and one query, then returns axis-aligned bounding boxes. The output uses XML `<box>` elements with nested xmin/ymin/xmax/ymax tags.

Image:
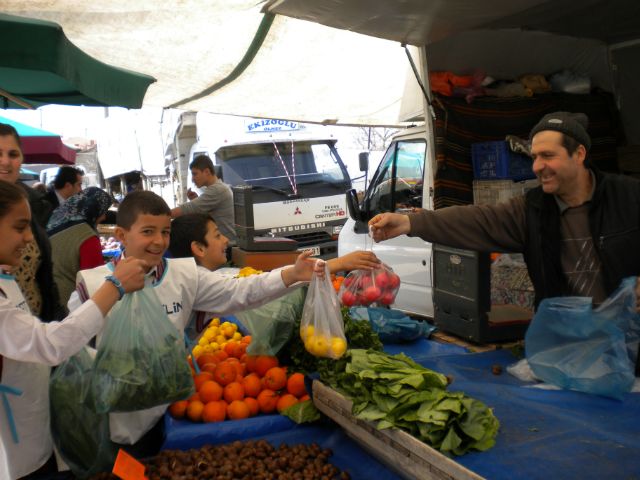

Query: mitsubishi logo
<box><xmin>294</xmin><ymin>207</ymin><xmax>302</xmax><ymax>215</ymax></box>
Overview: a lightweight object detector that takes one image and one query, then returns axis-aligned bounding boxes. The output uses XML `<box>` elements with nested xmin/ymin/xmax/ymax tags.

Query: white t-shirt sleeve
<box><xmin>191</xmin><ymin>266</ymin><xmax>304</xmax><ymax>317</ymax></box>
<box><xmin>0</xmin><ymin>297</ymin><xmax>103</xmax><ymax>365</ymax></box>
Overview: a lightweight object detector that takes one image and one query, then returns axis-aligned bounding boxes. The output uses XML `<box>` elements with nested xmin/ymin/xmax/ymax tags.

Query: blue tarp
<box><xmin>162</xmin><ymin>423</ymin><xmax>404</xmax><ymax>480</ymax></box>
<box><xmin>416</xmin><ymin>349</ymin><xmax>640</xmax><ymax>479</ymax></box>
<box><xmin>383</xmin><ymin>336</ymin><xmax>469</xmax><ymax>360</ymax></box>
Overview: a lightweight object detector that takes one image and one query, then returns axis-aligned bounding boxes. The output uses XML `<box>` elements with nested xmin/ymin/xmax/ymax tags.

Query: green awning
<box><xmin>0</xmin><ymin>13</ymin><xmax>156</xmax><ymax>109</ymax></box>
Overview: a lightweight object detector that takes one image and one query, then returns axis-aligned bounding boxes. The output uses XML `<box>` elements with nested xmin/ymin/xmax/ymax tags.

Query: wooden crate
<box><xmin>312</xmin><ymin>380</ymin><xmax>484</xmax><ymax>480</ymax></box>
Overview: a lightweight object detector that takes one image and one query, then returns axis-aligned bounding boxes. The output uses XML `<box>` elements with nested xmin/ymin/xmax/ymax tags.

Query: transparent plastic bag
<box><xmin>91</xmin><ymin>281</ymin><xmax>194</xmax><ymax>413</ymax></box>
<box><xmin>338</xmin><ymin>263</ymin><xmax>401</xmax><ymax>307</ymax></box>
<box><xmin>549</xmin><ymin>70</ymin><xmax>591</xmax><ymax>94</ymax></box>
<box><xmin>50</xmin><ymin>348</ymin><xmax>118</xmax><ymax>478</ymax></box>
<box><xmin>300</xmin><ymin>263</ymin><xmax>347</xmax><ymax>359</ymax></box>
<box><xmin>349</xmin><ymin>307</ymin><xmax>437</xmax><ymax>343</ymax></box>
<box><xmin>526</xmin><ymin>277</ymin><xmax>640</xmax><ymax>400</ymax></box>
<box><xmin>236</xmin><ymin>287</ymin><xmax>307</xmax><ymax>356</ymax></box>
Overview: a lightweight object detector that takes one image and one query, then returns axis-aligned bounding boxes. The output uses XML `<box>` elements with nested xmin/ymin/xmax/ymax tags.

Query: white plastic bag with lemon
<box><xmin>300</xmin><ymin>262</ymin><xmax>347</xmax><ymax>359</ymax></box>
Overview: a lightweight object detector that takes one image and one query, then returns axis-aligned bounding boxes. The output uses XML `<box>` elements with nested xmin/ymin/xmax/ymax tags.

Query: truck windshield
<box><xmin>215</xmin><ymin>140</ymin><xmax>349</xmax><ymax>191</ymax></box>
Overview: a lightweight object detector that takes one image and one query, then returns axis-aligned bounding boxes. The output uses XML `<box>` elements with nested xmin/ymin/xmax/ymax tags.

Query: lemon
<box><xmin>202</xmin><ymin>344</ymin><xmax>213</xmax><ymax>354</ymax></box>
<box><xmin>198</xmin><ymin>336</ymin><xmax>209</xmax><ymax>347</ymax></box>
<box><xmin>304</xmin><ymin>338</ymin><xmax>316</xmax><ymax>354</ymax></box>
<box><xmin>331</xmin><ymin>338</ymin><xmax>347</xmax><ymax>357</ymax></box>
<box><xmin>221</xmin><ymin>322</ymin><xmax>231</xmax><ymax>330</ymax></box>
<box><xmin>313</xmin><ymin>336</ymin><xmax>330</xmax><ymax>357</ymax></box>
<box><xmin>231</xmin><ymin>324</ymin><xmax>238</xmax><ymax>332</ymax></box>
<box><xmin>301</xmin><ymin>326</ymin><xmax>315</xmax><ymax>342</ymax></box>
<box><xmin>232</xmin><ymin>332</ymin><xmax>242</xmax><ymax>342</ymax></box>
<box><xmin>216</xmin><ymin>335</ymin><xmax>227</xmax><ymax>345</ymax></box>
<box><xmin>223</xmin><ymin>326</ymin><xmax>235</xmax><ymax>338</ymax></box>
<box><xmin>191</xmin><ymin>345</ymin><xmax>204</xmax><ymax>357</ymax></box>
<box><xmin>210</xmin><ymin>318</ymin><xmax>221</xmax><ymax>327</ymax></box>
<box><xmin>220</xmin><ymin>342</ymin><xmax>227</xmax><ymax>351</ymax></box>
<box><xmin>204</xmin><ymin>331</ymin><xmax>216</xmax><ymax>342</ymax></box>
<box><xmin>209</xmin><ymin>342</ymin><xmax>220</xmax><ymax>352</ymax></box>
<box><xmin>208</xmin><ymin>326</ymin><xmax>219</xmax><ymax>337</ymax></box>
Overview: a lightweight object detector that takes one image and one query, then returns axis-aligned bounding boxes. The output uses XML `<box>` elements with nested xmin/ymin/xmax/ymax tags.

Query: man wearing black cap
<box><xmin>367</xmin><ymin>112</ymin><xmax>640</xmax><ymax>315</ymax></box>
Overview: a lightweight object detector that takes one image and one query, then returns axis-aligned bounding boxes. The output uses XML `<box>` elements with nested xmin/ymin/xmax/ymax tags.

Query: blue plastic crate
<box><xmin>471</xmin><ymin>141</ymin><xmax>535</xmax><ymax>181</ymax></box>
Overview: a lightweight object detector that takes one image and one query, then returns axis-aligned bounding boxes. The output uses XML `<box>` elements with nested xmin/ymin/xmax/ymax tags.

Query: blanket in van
<box><xmin>432</xmin><ymin>91</ymin><xmax>624</xmax><ymax>209</ymax></box>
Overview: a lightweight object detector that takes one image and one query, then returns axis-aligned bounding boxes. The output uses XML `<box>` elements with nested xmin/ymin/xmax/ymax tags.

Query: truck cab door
<box><xmin>339</xmin><ymin>135</ymin><xmax>434</xmax><ymax>317</ymax></box>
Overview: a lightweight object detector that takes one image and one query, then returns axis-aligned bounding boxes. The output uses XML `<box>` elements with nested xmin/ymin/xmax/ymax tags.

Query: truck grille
<box><xmin>286</xmin><ymin>231</ymin><xmax>332</xmax><ymax>246</ymax></box>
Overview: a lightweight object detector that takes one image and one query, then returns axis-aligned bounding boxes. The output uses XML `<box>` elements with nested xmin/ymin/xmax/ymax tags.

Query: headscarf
<box><xmin>46</xmin><ymin>187</ymin><xmax>113</xmax><ymax>235</ymax></box>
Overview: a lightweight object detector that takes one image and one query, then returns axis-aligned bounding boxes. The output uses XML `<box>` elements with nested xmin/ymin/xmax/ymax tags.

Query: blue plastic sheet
<box><xmin>526</xmin><ymin>277</ymin><xmax>640</xmax><ymax>400</ymax></box>
<box><xmin>416</xmin><ymin>350</ymin><xmax>640</xmax><ymax>480</ymax></box>
<box><xmin>383</xmin><ymin>337</ymin><xmax>469</xmax><ymax>360</ymax></box>
<box><xmin>162</xmin><ymin>423</ymin><xmax>404</xmax><ymax>480</ymax></box>
<box><xmin>350</xmin><ymin>307</ymin><xmax>437</xmax><ymax>343</ymax></box>
<box><xmin>162</xmin><ymin>411</ymin><xmax>298</xmax><ymax>450</ymax></box>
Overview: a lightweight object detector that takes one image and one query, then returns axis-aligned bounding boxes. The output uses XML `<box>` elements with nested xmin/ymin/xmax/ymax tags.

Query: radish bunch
<box><xmin>338</xmin><ymin>263</ymin><xmax>401</xmax><ymax>307</ymax></box>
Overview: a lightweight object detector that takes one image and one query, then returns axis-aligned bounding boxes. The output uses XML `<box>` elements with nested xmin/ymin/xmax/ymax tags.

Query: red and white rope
<box><xmin>273</xmin><ymin>141</ymin><xmax>297</xmax><ymax>195</ymax></box>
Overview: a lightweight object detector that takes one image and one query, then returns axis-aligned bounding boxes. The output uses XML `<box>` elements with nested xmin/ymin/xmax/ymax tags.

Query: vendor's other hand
<box><xmin>369</xmin><ymin>213</ymin><xmax>411</xmax><ymax>243</ymax></box>
<box><xmin>187</xmin><ymin>188</ymin><xmax>198</xmax><ymax>201</ymax></box>
<box><xmin>112</xmin><ymin>257</ymin><xmax>147</xmax><ymax>293</ymax></box>
<box><xmin>636</xmin><ymin>276</ymin><xmax>640</xmax><ymax>313</ymax></box>
<box><xmin>330</xmin><ymin>251</ymin><xmax>381</xmax><ymax>273</ymax></box>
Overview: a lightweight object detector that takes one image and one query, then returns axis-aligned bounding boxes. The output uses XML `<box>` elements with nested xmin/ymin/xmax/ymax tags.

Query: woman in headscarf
<box><xmin>47</xmin><ymin>187</ymin><xmax>114</xmax><ymax>307</ymax></box>
<box><xmin>0</xmin><ymin>122</ymin><xmax>65</xmax><ymax>322</ymax></box>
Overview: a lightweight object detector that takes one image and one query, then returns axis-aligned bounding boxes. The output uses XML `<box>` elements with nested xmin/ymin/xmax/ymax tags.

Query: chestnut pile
<box><xmin>86</xmin><ymin>440</ymin><xmax>352</xmax><ymax>480</ymax></box>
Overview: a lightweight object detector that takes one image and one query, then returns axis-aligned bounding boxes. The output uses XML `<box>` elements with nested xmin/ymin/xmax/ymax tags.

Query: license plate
<box><xmin>300</xmin><ymin>246</ymin><xmax>321</xmax><ymax>257</ymax></box>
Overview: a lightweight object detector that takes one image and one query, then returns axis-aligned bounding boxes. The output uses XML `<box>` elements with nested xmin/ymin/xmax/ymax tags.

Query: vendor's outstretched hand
<box><xmin>369</xmin><ymin>213</ymin><xmax>411</xmax><ymax>242</ymax></box>
<box><xmin>328</xmin><ymin>251</ymin><xmax>381</xmax><ymax>273</ymax></box>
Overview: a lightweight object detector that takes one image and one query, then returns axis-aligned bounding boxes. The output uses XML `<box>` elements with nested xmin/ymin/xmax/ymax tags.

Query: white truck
<box><xmin>188</xmin><ymin>126</ymin><xmax>353</xmax><ymax>259</ymax></box>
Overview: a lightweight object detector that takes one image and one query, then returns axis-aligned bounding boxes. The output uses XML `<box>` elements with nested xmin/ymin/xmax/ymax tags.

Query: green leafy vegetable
<box><xmin>321</xmin><ymin>349</ymin><xmax>500</xmax><ymax>456</ymax></box>
<box><xmin>278</xmin><ymin>307</ymin><xmax>384</xmax><ymax>375</ymax></box>
<box><xmin>280</xmin><ymin>399</ymin><xmax>321</xmax><ymax>424</ymax></box>
<box><xmin>50</xmin><ymin>349</ymin><xmax>119</xmax><ymax>478</ymax></box>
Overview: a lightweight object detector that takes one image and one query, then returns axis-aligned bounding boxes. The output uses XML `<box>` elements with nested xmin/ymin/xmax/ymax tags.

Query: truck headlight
<box><xmin>332</xmin><ymin>225</ymin><xmax>343</xmax><ymax>235</ymax></box>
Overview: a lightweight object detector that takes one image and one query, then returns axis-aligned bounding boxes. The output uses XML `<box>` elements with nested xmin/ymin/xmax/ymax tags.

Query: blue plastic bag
<box><xmin>350</xmin><ymin>307</ymin><xmax>437</xmax><ymax>343</ymax></box>
<box><xmin>526</xmin><ymin>277</ymin><xmax>640</xmax><ymax>400</ymax></box>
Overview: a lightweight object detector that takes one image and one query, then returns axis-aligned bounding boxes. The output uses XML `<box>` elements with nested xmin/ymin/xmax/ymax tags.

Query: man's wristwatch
<box><xmin>105</xmin><ymin>275</ymin><xmax>124</xmax><ymax>300</ymax></box>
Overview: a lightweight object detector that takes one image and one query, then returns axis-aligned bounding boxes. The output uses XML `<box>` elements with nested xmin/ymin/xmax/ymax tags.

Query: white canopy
<box><xmin>4</xmin><ymin>1</ymin><xmax>410</xmax><ymax>126</ymax></box>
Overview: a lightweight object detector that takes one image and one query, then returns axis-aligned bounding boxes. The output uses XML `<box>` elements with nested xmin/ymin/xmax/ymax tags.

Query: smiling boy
<box><xmin>68</xmin><ymin>191</ymin><xmax>321</xmax><ymax>452</ymax></box>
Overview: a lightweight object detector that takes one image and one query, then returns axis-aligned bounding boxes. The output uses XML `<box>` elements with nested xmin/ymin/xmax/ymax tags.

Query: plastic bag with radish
<box><xmin>338</xmin><ymin>263</ymin><xmax>401</xmax><ymax>307</ymax></box>
<box><xmin>300</xmin><ymin>262</ymin><xmax>347</xmax><ymax>359</ymax></box>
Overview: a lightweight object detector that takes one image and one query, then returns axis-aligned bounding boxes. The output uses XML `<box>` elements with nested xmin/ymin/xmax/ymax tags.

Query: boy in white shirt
<box><xmin>68</xmin><ymin>191</ymin><xmax>322</xmax><ymax>456</ymax></box>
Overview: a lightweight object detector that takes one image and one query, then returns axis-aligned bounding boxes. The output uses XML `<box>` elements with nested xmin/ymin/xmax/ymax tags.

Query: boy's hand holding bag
<box><xmin>91</xmin><ymin>280</ymin><xmax>194</xmax><ymax>414</ymax></box>
<box><xmin>300</xmin><ymin>262</ymin><xmax>347</xmax><ymax>359</ymax></box>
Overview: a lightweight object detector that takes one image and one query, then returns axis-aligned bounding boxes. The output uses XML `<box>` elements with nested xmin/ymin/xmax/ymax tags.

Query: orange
<box><xmin>242</xmin><ymin>375</ymin><xmax>262</xmax><ymax>398</ymax></box>
<box><xmin>227</xmin><ymin>400</ymin><xmax>251</xmax><ymax>420</ymax></box>
<box><xmin>247</xmin><ymin>372</ymin><xmax>260</xmax><ymax>380</ymax></box>
<box><xmin>196</xmin><ymin>354</ymin><xmax>219</xmax><ymax>369</ymax></box>
<box><xmin>277</xmin><ymin>394</ymin><xmax>299</xmax><ymax>413</ymax></box>
<box><xmin>256</xmin><ymin>356</ymin><xmax>279</xmax><ymax>377</ymax></box>
<box><xmin>260</xmin><ymin>376</ymin><xmax>269</xmax><ymax>391</ymax></box>
<box><xmin>287</xmin><ymin>373</ymin><xmax>307</xmax><ymax>398</ymax></box>
<box><xmin>168</xmin><ymin>401</ymin><xmax>188</xmax><ymax>419</ymax></box>
<box><xmin>223</xmin><ymin>382</ymin><xmax>245</xmax><ymax>403</ymax></box>
<box><xmin>257</xmin><ymin>389</ymin><xmax>279</xmax><ymax>413</ymax></box>
<box><xmin>199</xmin><ymin>381</ymin><xmax>223</xmax><ymax>403</ymax></box>
<box><xmin>281</xmin><ymin>366</ymin><xmax>288</xmax><ymax>373</ymax></box>
<box><xmin>188</xmin><ymin>392</ymin><xmax>201</xmax><ymax>403</ymax></box>
<box><xmin>190</xmin><ymin>367</ymin><xmax>196</xmax><ymax>377</ymax></box>
<box><xmin>224</xmin><ymin>341</ymin><xmax>239</xmax><ymax>357</ymax></box>
<box><xmin>241</xmin><ymin>335</ymin><xmax>252</xmax><ymax>345</ymax></box>
<box><xmin>226</xmin><ymin>357</ymin><xmax>240</xmax><ymax>364</ymax></box>
<box><xmin>223</xmin><ymin>326</ymin><xmax>235</xmax><ymax>338</ymax></box>
<box><xmin>299</xmin><ymin>395</ymin><xmax>310</xmax><ymax>402</ymax></box>
<box><xmin>243</xmin><ymin>397</ymin><xmax>259</xmax><ymax>417</ymax></box>
<box><xmin>186</xmin><ymin>400</ymin><xmax>205</xmax><ymax>422</ymax></box>
<box><xmin>200</xmin><ymin>363</ymin><xmax>217</xmax><ymax>375</ymax></box>
<box><xmin>234</xmin><ymin>344</ymin><xmax>248</xmax><ymax>359</ymax></box>
<box><xmin>232</xmin><ymin>362</ymin><xmax>247</xmax><ymax>378</ymax></box>
<box><xmin>214</xmin><ymin>350</ymin><xmax>229</xmax><ymax>362</ymax></box>
<box><xmin>264</xmin><ymin>367</ymin><xmax>287</xmax><ymax>391</ymax></box>
<box><xmin>194</xmin><ymin>372</ymin><xmax>215</xmax><ymax>391</ymax></box>
<box><xmin>245</xmin><ymin>355</ymin><xmax>258</xmax><ymax>373</ymax></box>
<box><xmin>219</xmin><ymin>399</ymin><xmax>229</xmax><ymax>411</ymax></box>
<box><xmin>202</xmin><ymin>401</ymin><xmax>226</xmax><ymax>423</ymax></box>
<box><xmin>187</xmin><ymin>357</ymin><xmax>195</xmax><ymax>369</ymax></box>
<box><xmin>213</xmin><ymin>362</ymin><xmax>237</xmax><ymax>387</ymax></box>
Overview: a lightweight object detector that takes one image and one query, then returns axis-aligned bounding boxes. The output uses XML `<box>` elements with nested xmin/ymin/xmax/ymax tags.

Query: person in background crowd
<box><xmin>46</xmin><ymin>187</ymin><xmax>113</xmax><ymax>307</ymax></box>
<box><xmin>0</xmin><ymin>122</ymin><xmax>65</xmax><ymax>321</ymax></box>
<box><xmin>170</xmin><ymin>155</ymin><xmax>236</xmax><ymax>261</ymax></box>
<box><xmin>32</xmin><ymin>182</ymin><xmax>47</xmax><ymax>195</ymax></box>
<box><xmin>42</xmin><ymin>165</ymin><xmax>84</xmax><ymax>210</ymax></box>
<box><xmin>0</xmin><ymin>179</ymin><xmax>146</xmax><ymax>480</ymax></box>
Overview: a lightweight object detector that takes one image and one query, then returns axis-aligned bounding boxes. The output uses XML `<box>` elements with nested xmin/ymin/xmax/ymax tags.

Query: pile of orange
<box><xmin>169</xmin><ymin>344</ymin><xmax>309</xmax><ymax>424</ymax></box>
<box><xmin>331</xmin><ymin>274</ymin><xmax>345</xmax><ymax>293</ymax></box>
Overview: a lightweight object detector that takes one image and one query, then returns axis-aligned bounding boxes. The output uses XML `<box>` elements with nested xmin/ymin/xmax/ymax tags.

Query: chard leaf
<box><xmin>280</xmin><ymin>400</ymin><xmax>321</xmax><ymax>424</ymax></box>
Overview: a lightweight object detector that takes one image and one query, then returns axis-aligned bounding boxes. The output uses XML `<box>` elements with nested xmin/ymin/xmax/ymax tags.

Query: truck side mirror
<box><xmin>346</xmin><ymin>189</ymin><xmax>363</xmax><ymax>222</ymax></box>
<box><xmin>358</xmin><ymin>152</ymin><xmax>369</xmax><ymax>172</ymax></box>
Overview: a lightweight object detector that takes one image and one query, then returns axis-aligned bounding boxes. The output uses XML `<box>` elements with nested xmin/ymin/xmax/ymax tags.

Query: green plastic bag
<box><xmin>236</xmin><ymin>287</ymin><xmax>307</xmax><ymax>356</ymax></box>
<box><xmin>50</xmin><ymin>348</ymin><xmax>118</xmax><ymax>479</ymax></box>
<box><xmin>91</xmin><ymin>281</ymin><xmax>194</xmax><ymax>414</ymax></box>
